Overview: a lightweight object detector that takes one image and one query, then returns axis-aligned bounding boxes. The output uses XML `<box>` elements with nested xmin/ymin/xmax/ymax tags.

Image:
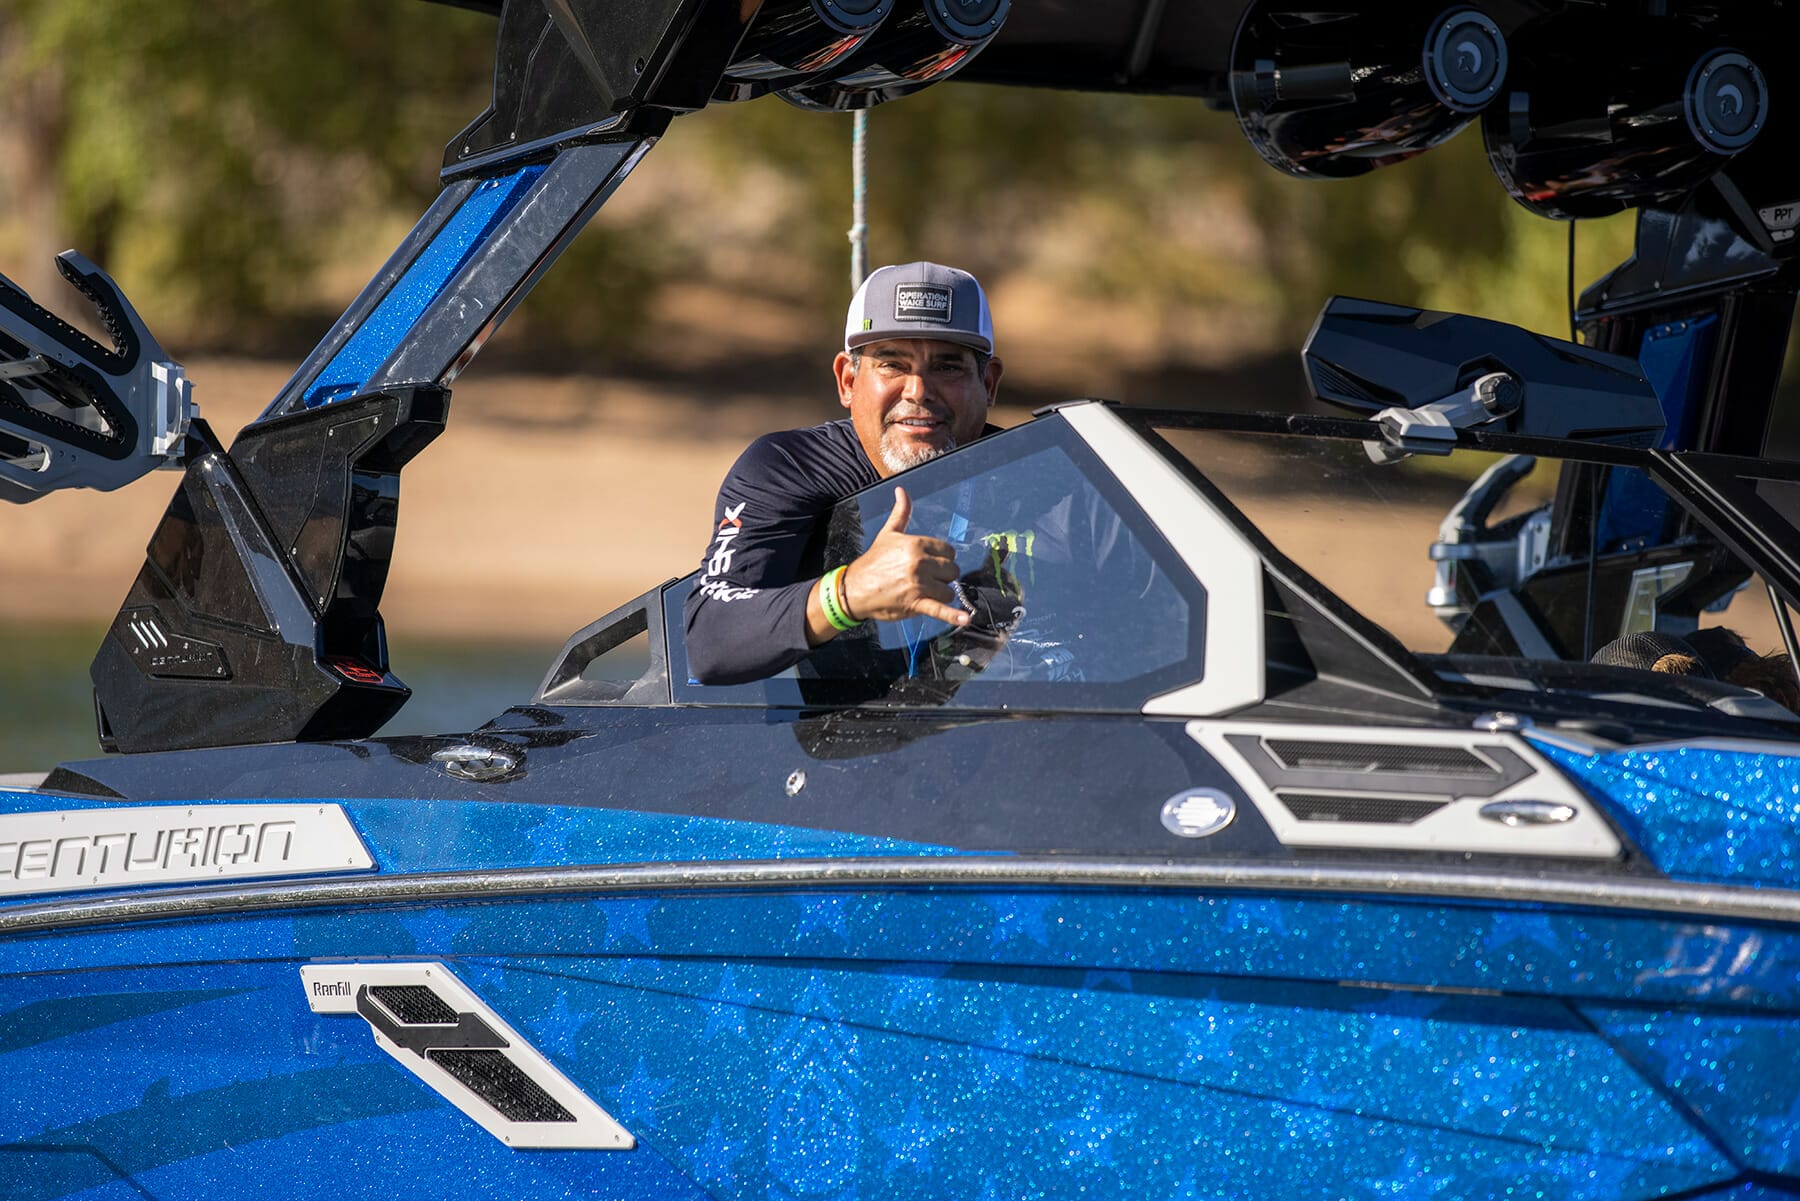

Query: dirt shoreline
<box><xmin>0</xmin><ymin>358</ymin><xmax>1066</xmax><ymax>642</ymax></box>
<box><xmin>0</xmin><ymin>352</ymin><xmax>1477</xmax><ymax>651</ymax></box>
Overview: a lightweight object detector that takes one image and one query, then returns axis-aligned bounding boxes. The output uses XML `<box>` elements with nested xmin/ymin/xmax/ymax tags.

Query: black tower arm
<box><xmin>87</xmin><ymin>0</ymin><xmax>1034</xmax><ymax>752</ymax></box>
<box><xmin>1579</xmin><ymin>180</ymin><xmax>1800</xmax><ymax>461</ymax></box>
<box><xmin>90</xmin><ymin>0</ymin><xmax>765</xmax><ymax>753</ymax></box>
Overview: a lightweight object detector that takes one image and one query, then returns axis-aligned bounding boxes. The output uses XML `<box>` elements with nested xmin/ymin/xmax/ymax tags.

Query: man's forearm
<box><xmin>683</xmin><ymin>578</ymin><xmax>817</xmax><ymax>684</ymax></box>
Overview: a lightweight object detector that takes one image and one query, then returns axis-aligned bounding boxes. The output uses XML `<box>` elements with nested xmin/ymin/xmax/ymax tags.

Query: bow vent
<box><xmin>301</xmin><ymin>962</ymin><xmax>633</xmax><ymax>1150</ymax></box>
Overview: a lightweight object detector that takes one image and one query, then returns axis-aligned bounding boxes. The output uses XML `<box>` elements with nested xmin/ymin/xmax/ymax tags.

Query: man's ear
<box><xmin>983</xmin><ymin>355</ymin><xmax>1005</xmax><ymax>406</ymax></box>
<box><xmin>834</xmin><ymin>351</ymin><xmax>859</xmax><ymax>409</ymax></box>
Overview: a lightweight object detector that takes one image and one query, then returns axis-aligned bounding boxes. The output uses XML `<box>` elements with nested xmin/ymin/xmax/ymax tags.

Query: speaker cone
<box><xmin>1687</xmin><ymin>52</ymin><xmax>1767</xmax><ymax>154</ymax></box>
<box><xmin>779</xmin><ymin>0</ymin><xmax>1010</xmax><ymax>112</ymax></box>
<box><xmin>1483</xmin><ymin>14</ymin><xmax>1768</xmax><ymax>220</ymax></box>
<box><xmin>1231</xmin><ymin>3</ymin><xmax>1509</xmax><ymax>181</ymax></box>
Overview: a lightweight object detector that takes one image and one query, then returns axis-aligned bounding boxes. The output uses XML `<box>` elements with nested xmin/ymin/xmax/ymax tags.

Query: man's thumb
<box><xmin>880</xmin><ymin>486</ymin><xmax>911</xmax><ymax>536</ymax></box>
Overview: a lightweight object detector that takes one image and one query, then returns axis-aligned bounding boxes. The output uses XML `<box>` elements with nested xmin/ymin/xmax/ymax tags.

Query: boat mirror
<box><xmin>1303</xmin><ymin>297</ymin><xmax>1665</xmax><ymax>449</ymax></box>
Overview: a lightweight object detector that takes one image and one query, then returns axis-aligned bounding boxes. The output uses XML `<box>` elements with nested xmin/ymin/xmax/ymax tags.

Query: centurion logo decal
<box><xmin>0</xmin><ymin>803</ymin><xmax>372</xmax><ymax>896</ymax></box>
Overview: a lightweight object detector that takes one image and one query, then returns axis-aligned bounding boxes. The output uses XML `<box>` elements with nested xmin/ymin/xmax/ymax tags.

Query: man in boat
<box><xmin>684</xmin><ymin>261</ymin><xmax>1006</xmax><ymax>685</ymax></box>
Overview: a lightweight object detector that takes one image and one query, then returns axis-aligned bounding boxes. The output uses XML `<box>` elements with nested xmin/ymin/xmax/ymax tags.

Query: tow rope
<box><xmin>849</xmin><ymin>110</ymin><xmax>870</xmax><ymax>289</ymax></box>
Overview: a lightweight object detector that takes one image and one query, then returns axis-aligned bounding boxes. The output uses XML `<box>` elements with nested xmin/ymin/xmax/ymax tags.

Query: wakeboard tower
<box><xmin>0</xmin><ymin>0</ymin><xmax>1792</xmax><ymax>751</ymax></box>
<box><xmin>5</xmin><ymin>5</ymin><xmax>1800</xmax><ymax>1197</ymax></box>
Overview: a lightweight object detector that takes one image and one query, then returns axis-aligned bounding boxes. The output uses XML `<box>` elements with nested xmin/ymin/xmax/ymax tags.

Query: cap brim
<box><xmin>845</xmin><ymin>330</ymin><xmax>993</xmax><ymax>354</ymax></box>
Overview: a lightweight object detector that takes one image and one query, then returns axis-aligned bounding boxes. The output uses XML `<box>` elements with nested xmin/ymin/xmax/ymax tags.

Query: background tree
<box><xmin>0</xmin><ymin>1</ymin><xmax>1629</xmax><ymax>362</ymax></box>
<box><xmin>1</xmin><ymin>0</ymin><xmax>490</xmax><ymax>331</ymax></box>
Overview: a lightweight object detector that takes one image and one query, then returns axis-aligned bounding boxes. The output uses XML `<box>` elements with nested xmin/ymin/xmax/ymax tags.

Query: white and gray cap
<box><xmin>844</xmin><ymin>262</ymin><xmax>994</xmax><ymax>355</ymax></box>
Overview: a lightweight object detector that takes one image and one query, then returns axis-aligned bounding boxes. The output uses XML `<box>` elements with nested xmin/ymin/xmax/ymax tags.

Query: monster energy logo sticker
<box><xmin>0</xmin><ymin>803</ymin><xmax>372</xmax><ymax>895</ymax></box>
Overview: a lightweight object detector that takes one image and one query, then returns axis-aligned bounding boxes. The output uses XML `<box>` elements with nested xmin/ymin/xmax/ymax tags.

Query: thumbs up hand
<box><xmin>839</xmin><ymin>487</ymin><xmax>972</xmax><ymax>627</ymax></box>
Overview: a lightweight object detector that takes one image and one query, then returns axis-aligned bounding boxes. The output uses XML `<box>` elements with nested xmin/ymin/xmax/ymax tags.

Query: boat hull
<box><xmin>5</xmin><ymin>873</ymin><xmax>1799</xmax><ymax>1200</ymax></box>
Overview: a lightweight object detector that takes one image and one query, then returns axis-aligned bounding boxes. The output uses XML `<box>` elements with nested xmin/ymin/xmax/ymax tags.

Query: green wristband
<box><xmin>821</xmin><ymin>565</ymin><xmax>862</xmax><ymax>632</ymax></box>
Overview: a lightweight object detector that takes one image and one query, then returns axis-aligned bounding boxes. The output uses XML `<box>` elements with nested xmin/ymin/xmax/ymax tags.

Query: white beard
<box><xmin>880</xmin><ymin>433</ymin><xmax>952</xmax><ymax>476</ymax></box>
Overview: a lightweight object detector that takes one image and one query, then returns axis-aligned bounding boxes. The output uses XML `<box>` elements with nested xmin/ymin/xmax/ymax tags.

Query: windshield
<box><xmin>670</xmin><ymin>418</ymin><xmax>1206</xmax><ymax>711</ymax></box>
<box><xmin>658</xmin><ymin>409</ymin><xmax>1800</xmax><ymax>726</ymax></box>
<box><xmin>1152</xmin><ymin>418</ymin><xmax>1800</xmax><ymax>721</ymax></box>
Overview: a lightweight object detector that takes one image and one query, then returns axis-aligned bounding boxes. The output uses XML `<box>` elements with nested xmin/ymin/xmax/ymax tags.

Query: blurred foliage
<box><xmin>3</xmin><ymin>0</ymin><xmax>492</xmax><ymax>323</ymax></box>
<box><xmin>684</xmin><ymin>88</ymin><xmax>1637</xmax><ymax>343</ymax></box>
<box><xmin>0</xmin><ymin>622</ymin><xmax>107</xmax><ymax>768</ymax></box>
<box><xmin>0</xmin><ymin>1</ymin><xmax>1633</xmax><ymax>357</ymax></box>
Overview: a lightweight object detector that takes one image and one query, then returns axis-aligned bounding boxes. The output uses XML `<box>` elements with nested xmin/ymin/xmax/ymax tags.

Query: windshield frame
<box><xmin>1124</xmin><ymin>406</ymin><xmax>1800</xmax><ymax>730</ymax></box>
<box><xmin>1125</xmin><ymin>406</ymin><xmax>1800</xmax><ymax>611</ymax></box>
<box><xmin>666</xmin><ymin>412</ymin><xmax>1218</xmax><ymax>714</ymax></box>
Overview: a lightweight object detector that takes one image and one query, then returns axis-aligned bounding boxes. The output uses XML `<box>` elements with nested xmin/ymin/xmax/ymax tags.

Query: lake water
<box><xmin>0</xmin><ymin>622</ymin><xmax>559</xmax><ymax>773</ymax></box>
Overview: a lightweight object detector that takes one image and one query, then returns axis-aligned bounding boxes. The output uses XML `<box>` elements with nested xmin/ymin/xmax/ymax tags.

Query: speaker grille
<box><xmin>429</xmin><ymin>1049</ymin><xmax>576</xmax><ymax>1123</ymax></box>
<box><xmin>1278</xmin><ymin>792</ymin><xmax>1448</xmax><ymax>825</ymax></box>
<box><xmin>369</xmin><ymin>984</ymin><xmax>459</xmax><ymax>1026</ymax></box>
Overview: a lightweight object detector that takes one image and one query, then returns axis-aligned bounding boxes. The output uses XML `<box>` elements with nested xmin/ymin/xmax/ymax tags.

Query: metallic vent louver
<box><xmin>1194</xmin><ymin>722</ymin><xmax>1622</xmax><ymax>857</ymax></box>
<box><xmin>301</xmin><ymin>962</ymin><xmax>632</xmax><ymax>1150</ymax></box>
<box><xmin>1277</xmin><ymin>792</ymin><xmax>1450</xmax><ymax>825</ymax></box>
<box><xmin>1265</xmin><ymin>739</ymin><xmax>1498</xmax><ymax>777</ymax></box>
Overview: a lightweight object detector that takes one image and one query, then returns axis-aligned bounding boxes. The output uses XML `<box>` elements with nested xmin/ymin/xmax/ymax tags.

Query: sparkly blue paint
<box><xmin>10</xmin><ymin>889</ymin><xmax>1800</xmax><ymax>1010</ymax></box>
<box><xmin>342</xmin><ymin>797</ymin><xmax>967</xmax><ymax>873</ymax></box>
<box><xmin>0</xmin><ymin>965</ymin><xmax>707</xmax><ymax>1201</ymax></box>
<box><xmin>1529</xmin><ymin>739</ymin><xmax>1800</xmax><ymax>888</ymax></box>
<box><xmin>6</xmin><ymin>922</ymin><xmax>1778</xmax><ymax>1199</ymax></box>
<box><xmin>300</xmin><ymin>164</ymin><xmax>545</xmax><ymax>407</ymax></box>
<box><xmin>1588</xmin><ymin>1008</ymin><xmax>1800</xmax><ymax>1175</ymax></box>
<box><xmin>6</xmin><ymin>776</ymin><xmax>1800</xmax><ymax>1196</ymax></box>
<box><xmin>466</xmin><ymin>956</ymin><xmax>1732</xmax><ymax>1201</ymax></box>
<box><xmin>0</xmin><ymin>790</ymin><xmax>963</xmax><ymax>896</ymax></box>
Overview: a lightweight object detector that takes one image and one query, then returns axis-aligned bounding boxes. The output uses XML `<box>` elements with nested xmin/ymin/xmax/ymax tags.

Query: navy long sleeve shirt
<box><xmin>683</xmin><ymin>420</ymin><xmax>881</xmax><ymax>685</ymax></box>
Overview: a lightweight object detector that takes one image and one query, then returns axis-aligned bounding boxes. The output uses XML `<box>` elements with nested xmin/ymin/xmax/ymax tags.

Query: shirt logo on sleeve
<box><xmin>699</xmin><ymin>502</ymin><xmax>759</xmax><ymax>603</ymax></box>
<box><xmin>708</xmin><ymin>503</ymin><xmax>746</xmax><ymax>575</ymax></box>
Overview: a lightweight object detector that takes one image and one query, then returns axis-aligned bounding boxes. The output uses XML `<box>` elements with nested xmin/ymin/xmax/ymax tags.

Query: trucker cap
<box><xmin>844</xmin><ymin>262</ymin><xmax>994</xmax><ymax>355</ymax></box>
<box><xmin>1590</xmin><ymin>630</ymin><xmax>1714</xmax><ymax>676</ymax></box>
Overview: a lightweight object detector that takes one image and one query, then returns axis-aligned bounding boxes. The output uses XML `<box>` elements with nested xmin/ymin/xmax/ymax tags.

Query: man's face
<box><xmin>834</xmin><ymin>338</ymin><xmax>1003</xmax><ymax>477</ymax></box>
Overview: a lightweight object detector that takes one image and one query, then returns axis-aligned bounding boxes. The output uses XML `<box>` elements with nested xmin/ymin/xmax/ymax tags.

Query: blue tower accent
<box><xmin>1595</xmin><ymin>316</ymin><xmax>1722</xmax><ymax>552</ymax></box>
<box><xmin>1640</xmin><ymin>314</ymin><xmax>1720</xmax><ymax>451</ymax></box>
<box><xmin>303</xmin><ymin>165</ymin><xmax>547</xmax><ymax>408</ymax></box>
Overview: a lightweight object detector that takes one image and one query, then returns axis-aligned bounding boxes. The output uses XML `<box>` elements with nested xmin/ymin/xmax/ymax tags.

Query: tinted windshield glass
<box><xmin>1164</xmin><ymin>432</ymin><xmax>1560</xmax><ymax>653</ymax></box>
<box><xmin>1156</xmin><ymin>422</ymin><xmax>1800</xmax><ymax>720</ymax></box>
<box><xmin>670</xmin><ymin>418</ymin><xmax>1205</xmax><ymax>710</ymax></box>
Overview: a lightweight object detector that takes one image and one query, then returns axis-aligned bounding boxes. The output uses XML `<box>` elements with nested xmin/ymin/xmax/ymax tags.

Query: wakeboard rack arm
<box><xmin>0</xmin><ymin>251</ymin><xmax>195</xmax><ymax>505</ymax></box>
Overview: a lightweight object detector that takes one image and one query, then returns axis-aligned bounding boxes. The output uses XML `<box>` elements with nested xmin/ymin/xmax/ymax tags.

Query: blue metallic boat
<box><xmin>6</xmin><ymin>2</ymin><xmax>1800</xmax><ymax>1198</ymax></box>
